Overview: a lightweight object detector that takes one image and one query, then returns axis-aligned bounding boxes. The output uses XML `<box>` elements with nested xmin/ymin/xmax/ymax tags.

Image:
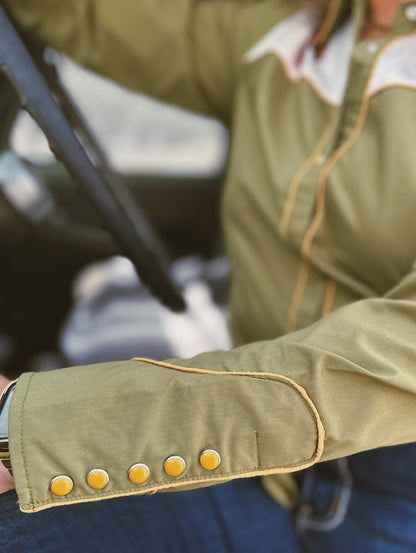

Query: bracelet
<box><xmin>0</xmin><ymin>379</ymin><xmax>17</xmax><ymax>475</ymax></box>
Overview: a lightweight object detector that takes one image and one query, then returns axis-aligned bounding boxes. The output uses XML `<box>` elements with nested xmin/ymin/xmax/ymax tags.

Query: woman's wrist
<box><xmin>0</xmin><ymin>375</ymin><xmax>11</xmax><ymax>396</ymax></box>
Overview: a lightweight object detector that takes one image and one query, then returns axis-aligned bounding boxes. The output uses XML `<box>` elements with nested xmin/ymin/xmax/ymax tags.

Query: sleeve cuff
<box><xmin>9</xmin><ymin>359</ymin><xmax>324</xmax><ymax>513</ymax></box>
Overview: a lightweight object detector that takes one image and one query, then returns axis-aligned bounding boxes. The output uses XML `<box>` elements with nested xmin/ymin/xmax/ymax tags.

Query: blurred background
<box><xmin>0</xmin><ymin>54</ymin><xmax>231</xmax><ymax>377</ymax></box>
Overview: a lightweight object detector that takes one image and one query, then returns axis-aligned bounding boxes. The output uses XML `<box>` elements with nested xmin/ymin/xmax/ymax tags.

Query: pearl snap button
<box><xmin>128</xmin><ymin>463</ymin><xmax>150</xmax><ymax>484</ymax></box>
<box><xmin>87</xmin><ymin>469</ymin><xmax>109</xmax><ymax>489</ymax></box>
<box><xmin>364</xmin><ymin>42</ymin><xmax>379</xmax><ymax>55</ymax></box>
<box><xmin>405</xmin><ymin>4</ymin><xmax>416</xmax><ymax>21</ymax></box>
<box><xmin>164</xmin><ymin>456</ymin><xmax>186</xmax><ymax>477</ymax></box>
<box><xmin>50</xmin><ymin>475</ymin><xmax>74</xmax><ymax>496</ymax></box>
<box><xmin>200</xmin><ymin>449</ymin><xmax>221</xmax><ymax>471</ymax></box>
<box><xmin>312</xmin><ymin>153</ymin><xmax>326</xmax><ymax>167</ymax></box>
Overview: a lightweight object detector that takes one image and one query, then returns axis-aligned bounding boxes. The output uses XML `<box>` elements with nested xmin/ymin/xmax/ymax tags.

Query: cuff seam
<box><xmin>20</xmin><ymin>372</ymin><xmax>35</xmax><ymax>509</ymax></box>
<box><xmin>255</xmin><ymin>429</ymin><xmax>261</xmax><ymax>469</ymax></box>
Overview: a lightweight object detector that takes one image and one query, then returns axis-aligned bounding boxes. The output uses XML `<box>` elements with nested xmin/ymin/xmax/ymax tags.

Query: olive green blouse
<box><xmin>5</xmin><ymin>0</ymin><xmax>416</xmax><ymax>512</ymax></box>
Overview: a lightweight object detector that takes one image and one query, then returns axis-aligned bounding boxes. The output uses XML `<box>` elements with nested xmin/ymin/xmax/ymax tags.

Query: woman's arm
<box><xmin>8</xmin><ymin>260</ymin><xmax>416</xmax><ymax>513</ymax></box>
<box><xmin>3</xmin><ymin>0</ymin><xmax>302</xmax><ymax>121</ymax></box>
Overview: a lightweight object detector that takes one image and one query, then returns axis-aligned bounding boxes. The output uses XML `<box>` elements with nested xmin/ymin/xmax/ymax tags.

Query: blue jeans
<box><xmin>297</xmin><ymin>443</ymin><xmax>416</xmax><ymax>553</ymax></box>
<box><xmin>2</xmin><ymin>444</ymin><xmax>416</xmax><ymax>553</ymax></box>
<box><xmin>0</xmin><ymin>477</ymin><xmax>301</xmax><ymax>553</ymax></box>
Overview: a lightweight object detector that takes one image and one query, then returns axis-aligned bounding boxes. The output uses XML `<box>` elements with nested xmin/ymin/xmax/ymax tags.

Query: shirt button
<box><xmin>87</xmin><ymin>468</ymin><xmax>109</xmax><ymax>489</ymax></box>
<box><xmin>311</xmin><ymin>153</ymin><xmax>326</xmax><ymax>166</ymax></box>
<box><xmin>164</xmin><ymin>455</ymin><xmax>186</xmax><ymax>477</ymax></box>
<box><xmin>128</xmin><ymin>463</ymin><xmax>150</xmax><ymax>484</ymax></box>
<box><xmin>364</xmin><ymin>42</ymin><xmax>379</xmax><ymax>55</ymax></box>
<box><xmin>200</xmin><ymin>449</ymin><xmax>221</xmax><ymax>471</ymax></box>
<box><xmin>50</xmin><ymin>475</ymin><xmax>74</xmax><ymax>496</ymax></box>
<box><xmin>405</xmin><ymin>4</ymin><xmax>416</xmax><ymax>21</ymax></box>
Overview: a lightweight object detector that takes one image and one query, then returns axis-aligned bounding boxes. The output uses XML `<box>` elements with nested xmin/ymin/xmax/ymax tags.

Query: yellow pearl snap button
<box><xmin>200</xmin><ymin>449</ymin><xmax>221</xmax><ymax>471</ymax></box>
<box><xmin>50</xmin><ymin>475</ymin><xmax>74</xmax><ymax>496</ymax></box>
<box><xmin>87</xmin><ymin>469</ymin><xmax>109</xmax><ymax>490</ymax></box>
<box><xmin>164</xmin><ymin>456</ymin><xmax>186</xmax><ymax>477</ymax></box>
<box><xmin>128</xmin><ymin>463</ymin><xmax>150</xmax><ymax>484</ymax></box>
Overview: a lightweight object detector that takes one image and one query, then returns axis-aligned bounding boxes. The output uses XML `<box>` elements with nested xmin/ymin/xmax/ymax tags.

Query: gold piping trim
<box><xmin>369</xmin><ymin>82</ymin><xmax>416</xmax><ymax>98</ymax></box>
<box><xmin>279</xmin><ymin>115</ymin><xmax>337</xmax><ymax>241</ymax></box>
<box><xmin>365</xmin><ymin>30</ymin><xmax>416</xmax><ymax>97</ymax></box>
<box><xmin>287</xmin><ymin>259</ymin><xmax>310</xmax><ymax>333</ymax></box>
<box><xmin>313</xmin><ymin>0</ymin><xmax>343</xmax><ymax>47</ymax></box>
<box><xmin>134</xmin><ymin>357</ymin><xmax>325</xmax><ymax>459</ymax></box>
<box><xmin>321</xmin><ymin>279</ymin><xmax>337</xmax><ymax>317</ymax></box>
<box><xmin>279</xmin><ymin>161</ymin><xmax>314</xmax><ymax>241</ymax></box>
<box><xmin>300</xmin><ymin>95</ymin><xmax>370</xmax><ymax>259</ymax></box>
<box><xmin>287</xmin><ymin>97</ymin><xmax>370</xmax><ymax>330</ymax></box>
<box><xmin>285</xmin><ymin>35</ymin><xmax>407</xmax><ymax>333</ymax></box>
<box><xmin>301</xmin><ymin>32</ymin><xmax>416</xmax><ymax>260</ymax></box>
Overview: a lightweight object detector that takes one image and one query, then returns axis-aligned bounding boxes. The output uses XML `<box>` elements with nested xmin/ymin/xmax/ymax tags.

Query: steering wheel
<box><xmin>0</xmin><ymin>5</ymin><xmax>186</xmax><ymax>313</ymax></box>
